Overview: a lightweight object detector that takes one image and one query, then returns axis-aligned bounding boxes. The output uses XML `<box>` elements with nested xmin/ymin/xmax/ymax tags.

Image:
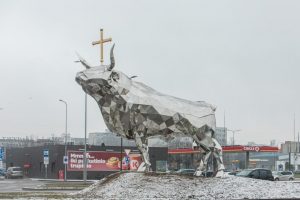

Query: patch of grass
<box><xmin>294</xmin><ymin>173</ymin><xmax>300</xmax><ymax>178</ymax></box>
<box><xmin>0</xmin><ymin>192</ymin><xmax>69</xmax><ymax>199</ymax></box>
<box><xmin>45</xmin><ymin>182</ymin><xmax>93</xmax><ymax>188</ymax></box>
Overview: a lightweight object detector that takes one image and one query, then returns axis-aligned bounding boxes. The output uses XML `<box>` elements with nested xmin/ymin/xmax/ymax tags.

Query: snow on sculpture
<box><xmin>75</xmin><ymin>44</ymin><xmax>225</xmax><ymax>177</ymax></box>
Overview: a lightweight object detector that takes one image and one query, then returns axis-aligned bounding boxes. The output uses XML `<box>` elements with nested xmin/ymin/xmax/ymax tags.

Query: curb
<box><xmin>22</xmin><ymin>187</ymin><xmax>85</xmax><ymax>191</ymax></box>
<box><xmin>30</xmin><ymin>178</ymin><xmax>97</xmax><ymax>183</ymax></box>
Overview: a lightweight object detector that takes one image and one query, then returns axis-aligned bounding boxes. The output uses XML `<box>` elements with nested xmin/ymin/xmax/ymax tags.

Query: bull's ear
<box><xmin>108</xmin><ymin>44</ymin><xmax>115</xmax><ymax>71</ymax></box>
<box><xmin>130</xmin><ymin>75</ymin><xmax>138</xmax><ymax>79</ymax></box>
<box><xmin>111</xmin><ymin>71</ymin><xmax>119</xmax><ymax>81</ymax></box>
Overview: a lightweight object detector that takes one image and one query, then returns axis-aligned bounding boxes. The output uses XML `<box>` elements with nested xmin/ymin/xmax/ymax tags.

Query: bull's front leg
<box><xmin>134</xmin><ymin>132</ymin><xmax>151</xmax><ymax>172</ymax></box>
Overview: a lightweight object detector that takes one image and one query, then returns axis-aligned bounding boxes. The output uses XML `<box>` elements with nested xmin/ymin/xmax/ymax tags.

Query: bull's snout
<box><xmin>75</xmin><ymin>72</ymin><xmax>86</xmax><ymax>86</ymax></box>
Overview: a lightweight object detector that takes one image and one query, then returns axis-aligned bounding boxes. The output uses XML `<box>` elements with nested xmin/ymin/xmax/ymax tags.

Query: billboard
<box><xmin>67</xmin><ymin>151</ymin><xmax>142</xmax><ymax>172</ymax></box>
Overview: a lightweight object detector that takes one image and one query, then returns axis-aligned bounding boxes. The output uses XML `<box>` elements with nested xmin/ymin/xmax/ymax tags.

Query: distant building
<box><xmin>148</xmin><ymin>136</ymin><xmax>194</xmax><ymax>148</ymax></box>
<box><xmin>247</xmin><ymin>141</ymin><xmax>256</xmax><ymax>146</ymax></box>
<box><xmin>215</xmin><ymin>127</ymin><xmax>227</xmax><ymax>146</ymax></box>
<box><xmin>88</xmin><ymin>131</ymin><xmax>136</xmax><ymax>147</ymax></box>
<box><xmin>146</xmin><ymin>127</ymin><xmax>227</xmax><ymax>148</ymax></box>
<box><xmin>60</xmin><ymin>133</ymin><xmax>71</xmax><ymax>143</ymax></box>
<box><xmin>148</xmin><ymin>137</ymin><xmax>168</xmax><ymax>147</ymax></box>
<box><xmin>270</xmin><ymin>140</ymin><xmax>276</xmax><ymax>147</ymax></box>
<box><xmin>168</xmin><ymin>136</ymin><xmax>193</xmax><ymax>149</ymax></box>
<box><xmin>0</xmin><ymin>137</ymin><xmax>63</xmax><ymax>148</ymax></box>
<box><xmin>247</xmin><ymin>142</ymin><xmax>266</xmax><ymax>146</ymax></box>
<box><xmin>71</xmin><ymin>138</ymin><xmax>85</xmax><ymax>145</ymax></box>
<box><xmin>280</xmin><ymin>141</ymin><xmax>300</xmax><ymax>154</ymax></box>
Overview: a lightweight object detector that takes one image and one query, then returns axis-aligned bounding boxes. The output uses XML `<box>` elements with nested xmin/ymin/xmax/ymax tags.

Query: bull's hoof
<box><xmin>194</xmin><ymin>170</ymin><xmax>203</xmax><ymax>177</ymax></box>
<box><xmin>137</xmin><ymin>162</ymin><xmax>151</xmax><ymax>172</ymax></box>
<box><xmin>215</xmin><ymin>170</ymin><xmax>225</xmax><ymax>178</ymax></box>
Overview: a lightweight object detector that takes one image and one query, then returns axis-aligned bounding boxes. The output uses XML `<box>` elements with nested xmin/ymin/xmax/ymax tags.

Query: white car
<box><xmin>6</xmin><ymin>167</ymin><xmax>23</xmax><ymax>179</ymax></box>
<box><xmin>272</xmin><ymin>171</ymin><xmax>294</xmax><ymax>181</ymax></box>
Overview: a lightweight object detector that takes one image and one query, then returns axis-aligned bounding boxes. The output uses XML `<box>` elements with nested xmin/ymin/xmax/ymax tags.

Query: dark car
<box><xmin>236</xmin><ymin>168</ymin><xmax>274</xmax><ymax>181</ymax></box>
<box><xmin>175</xmin><ymin>169</ymin><xmax>196</xmax><ymax>176</ymax></box>
<box><xmin>0</xmin><ymin>168</ymin><xmax>6</xmax><ymax>177</ymax></box>
<box><xmin>225</xmin><ymin>170</ymin><xmax>241</xmax><ymax>176</ymax></box>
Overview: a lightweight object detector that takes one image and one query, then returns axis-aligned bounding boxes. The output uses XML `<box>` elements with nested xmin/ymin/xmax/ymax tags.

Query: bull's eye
<box><xmin>111</xmin><ymin>72</ymin><xmax>119</xmax><ymax>81</ymax></box>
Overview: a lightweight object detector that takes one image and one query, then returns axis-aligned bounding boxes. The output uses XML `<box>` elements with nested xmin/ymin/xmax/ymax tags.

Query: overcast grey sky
<box><xmin>0</xmin><ymin>0</ymin><xmax>299</xmax><ymax>145</ymax></box>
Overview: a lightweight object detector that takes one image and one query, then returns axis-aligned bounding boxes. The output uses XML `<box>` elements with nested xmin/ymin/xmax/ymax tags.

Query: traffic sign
<box><xmin>0</xmin><ymin>147</ymin><xmax>4</xmax><ymax>161</ymax></box>
<box><xmin>43</xmin><ymin>149</ymin><xmax>49</xmax><ymax>157</ymax></box>
<box><xmin>43</xmin><ymin>149</ymin><xmax>49</xmax><ymax>165</ymax></box>
<box><xmin>63</xmin><ymin>156</ymin><xmax>68</xmax><ymax>164</ymax></box>
<box><xmin>44</xmin><ymin>157</ymin><xmax>49</xmax><ymax>165</ymax></box>
<box><xmin>124</xmin><ymin>149</ymin><xmax>131</xmax><ymax>156</ymax></box>
<box><xmin>124</xmin><ymin>156</ymin><xmax>130</xmax><ymax>164</ymax></box>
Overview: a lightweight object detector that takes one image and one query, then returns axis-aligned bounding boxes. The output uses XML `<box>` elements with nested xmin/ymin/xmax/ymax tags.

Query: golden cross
<box><xmin>92</xmin><ymin>28</ymin><xmax>112</xmax><ymax>65</ymax></box>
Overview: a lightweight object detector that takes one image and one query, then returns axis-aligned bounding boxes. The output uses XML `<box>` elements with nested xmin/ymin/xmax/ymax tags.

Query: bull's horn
<box><xmin>75</xmin><ymin>52</ymin><xmax>92</xmax><ymax>69</ymax></box>
<box><xmin>108</xmin><ymin>44</ymin><xmax>115</xmax><ymax>71</ymax></box>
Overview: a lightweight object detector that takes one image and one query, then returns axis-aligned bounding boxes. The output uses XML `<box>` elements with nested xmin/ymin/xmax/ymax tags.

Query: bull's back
<box><xmin>126</xmin><ymin>81</ymin><xmax>215</xmax><ymax>118</ymax></box>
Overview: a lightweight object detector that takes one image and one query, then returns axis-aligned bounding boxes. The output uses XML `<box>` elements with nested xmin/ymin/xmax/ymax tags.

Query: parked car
<box><xmin>175</xmin><ymin>169</ymin><xmax>196</xmax><ymax>176</ymax></box>
<box><xmin>0</xmin><ymin>168</ymin><xmax>6</xmax><ymax>177</ymax></box>
<box><xmin>6</xmin><ymin>167</ymin><xmax>23</xmax><ymax>179</ymax></box>
<box><xmin>272</xmin><ymin>171</ymin><xmax>294</xmax><ymax>181</ymax></box>
<box><xmin>224</xmin><ymin>170</ymin><xmax>241</xmax><ymax>176</ymax></box>
<box><xmin>236</xmin><ymin>168</ymin><xmax>274</xmax><ymax>181</ymax></box>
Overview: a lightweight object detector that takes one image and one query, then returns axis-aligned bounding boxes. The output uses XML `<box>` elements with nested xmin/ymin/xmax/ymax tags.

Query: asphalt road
<box><xmin>0</xmin><ymin>178</ymin><xmax>44</xmax><ymax>192</ymax></box>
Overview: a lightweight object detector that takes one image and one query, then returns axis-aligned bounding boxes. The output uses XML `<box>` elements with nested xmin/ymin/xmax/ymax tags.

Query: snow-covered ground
<box><xmin>74</xmin><ymin>172</ymin><xmax>300</xmax><ymax>199</ymax></box>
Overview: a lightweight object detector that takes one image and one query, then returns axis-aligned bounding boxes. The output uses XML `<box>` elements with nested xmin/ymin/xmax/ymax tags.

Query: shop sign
<box><xmin>243</xmin><ymin>146</ymin><xmax>260</xmax><ymax>152</ymax></box>
<box><xmin>67</xmin><ymin>151</ymin><xmax>142</xmax><ymax>172</ymax></box>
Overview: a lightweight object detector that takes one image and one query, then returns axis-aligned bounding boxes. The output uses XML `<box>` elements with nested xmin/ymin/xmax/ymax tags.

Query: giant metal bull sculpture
<box><xmin>75</xmin><ymin>44</ymin><xmax>225</xmax><ymax>177</ymax></box>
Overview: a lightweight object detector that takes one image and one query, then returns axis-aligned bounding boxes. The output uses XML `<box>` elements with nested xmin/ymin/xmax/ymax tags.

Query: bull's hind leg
<box><xmin>193</xmin><ymin>136</ymin><xmax>213</xmax><ymax>176</ymax></box>
<box><xmin>195</xmin><ymin>149</ymin><xmax>212</xmax><ymax>176</ymax></box>
<box><xmin>212</xmin><ymin>138</ymin><xmax>225</xmax><ymax>177</ymax></box>
<box><xmin>194</xmin><ymin>135</ymin><xmax>225</xmax><ymax>177</ymax></box>
<box><xmin>134</xmin><ymin>132</ymin><xmax>151</xmax><ymax>172</ymax></box>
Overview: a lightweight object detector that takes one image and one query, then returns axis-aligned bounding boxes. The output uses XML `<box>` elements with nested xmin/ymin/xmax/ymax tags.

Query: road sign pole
<box><xmin>43</xmin><ymin>149</ymin><xmax>49</xmax><ymax>179</ymax></box>
<box><xmin>45</xmin><ymin>164</ymin><xmax>47</xmax><ymax>179</ymax></box>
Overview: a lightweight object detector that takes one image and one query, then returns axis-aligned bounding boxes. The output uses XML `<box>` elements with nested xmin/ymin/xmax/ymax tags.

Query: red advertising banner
<box><xmin>67</xmin><ymin>151</ymin><xmax>142</xmax><ymax>172</ymax></box>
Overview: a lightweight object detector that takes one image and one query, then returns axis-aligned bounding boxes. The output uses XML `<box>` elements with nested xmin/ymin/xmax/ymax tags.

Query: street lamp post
<box><xmin>59</xmin><ymin>99</ymin><xmax>68</xmax><ymax>181</ymax></box>
<box><xmin>120</xmin><ymin>137</ymin><xmax>123</xmax><ymax>172</ymax></box>
<box><xmin>227</xmin><ymin>129</ymin><xmax>241</xmax><ymax>145</ymax></box>
<box><xmin>83</xmin><ymin>94</ymin><xmax>87</xmax><ymax>183</ymax></box>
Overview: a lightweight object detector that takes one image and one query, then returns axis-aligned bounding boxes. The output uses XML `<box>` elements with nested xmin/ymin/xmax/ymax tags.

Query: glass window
<box><xmin>236</xmin><ymin>169</ymin><xmax>252</xmax><ymax>176</ymax></box>
<box><xmin>260</xmin><ymin>170</ymin><xmax>267</xmax><ymax>178</ymax></box>
<box><xmin>251</xmin><ymin>170</ymin><xmax>259</xmax><ymax>178</ymax></box>
<box><xmin>13</xmin><ymin>167</ymin><xmax>21</xmax><ymax>171</ymax></box>
<box><xmin>266</xmin><ymin>170</ymin><xmax>272</xmax><ymax>176</ymax></box>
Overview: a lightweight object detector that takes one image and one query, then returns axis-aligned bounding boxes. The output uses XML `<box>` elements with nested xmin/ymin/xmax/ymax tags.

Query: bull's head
<box><xmin>75</xmin><ymin>44</ymin><xmax>132</xmax><ymax>101</ymax></box>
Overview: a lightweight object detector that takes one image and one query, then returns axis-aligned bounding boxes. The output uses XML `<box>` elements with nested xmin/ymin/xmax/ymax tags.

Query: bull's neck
<box><xmin>96</xmin><ymin>89</ymin><xmax>126</xmax><ymax>131</ymax></box>
<box><xmin>97</xmin><ymin>87</ymin><xmax>126</xmax><ymax>120</ymax></box>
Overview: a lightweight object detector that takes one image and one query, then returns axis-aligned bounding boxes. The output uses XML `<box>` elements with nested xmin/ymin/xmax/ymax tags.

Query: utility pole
<box><xmin>224</xmin><ymin>111</ymin><xmax>226</xmax><ymax>145</ymax></box>
<box><xmin>293</xmin><ymin>113</ymin><xmax>296</xmax><ymax>171</ymax></box>
<box><xmin>294</xmin><ymin>113</ymin><xmax>296</xmax><ymax>143</ymax></box>
<box><xmin>289</xmin><ymin>142</ymin><xmax>291</xmax><ymax>171</ymax></box>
